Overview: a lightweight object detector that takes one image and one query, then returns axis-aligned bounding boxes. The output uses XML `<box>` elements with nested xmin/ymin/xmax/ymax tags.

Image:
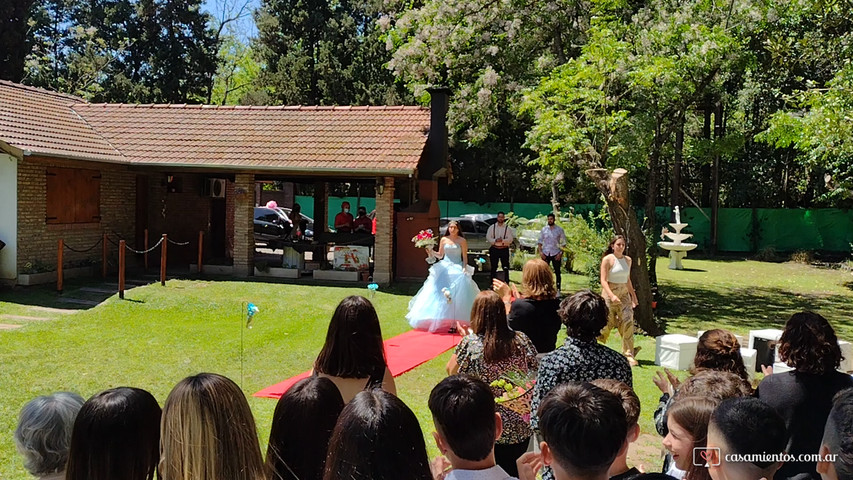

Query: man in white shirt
<box><xmin>487</xmin><ymin>212</ymin><xmax>514</xmax><ymax>282</ymax></box>
<box><xmin>428</xmin><ymin>375</ymin><xmax>517</xmax><ymax>480</ymax></box>
<box><xmin>537</xmin><ymin>213</ymin><xmax>567</xmax><ymax>291</ymax></box>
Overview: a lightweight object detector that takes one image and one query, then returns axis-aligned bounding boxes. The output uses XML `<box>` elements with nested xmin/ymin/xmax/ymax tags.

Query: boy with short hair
<box><xmin>591</xmin><ymin>379</ymin><xmax>642</xmax><ymax>480</ymax></box>
<box><xmin>817</xmin><ymin>388</ymin><xmax>853</xmax><ymax>480</ymax></box>
<box><xmin>428</xmin><ymin>375</ymin><xmax>515</xmax><ymax>480</ymax></box>
<box><xmin>519</xmin><ymin>382</ymin><xmax>628</xmax><ymax>480</ymax></box>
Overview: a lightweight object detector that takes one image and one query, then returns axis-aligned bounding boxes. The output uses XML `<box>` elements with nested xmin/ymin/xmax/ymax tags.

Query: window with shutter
<box><xmin>46</xmin><ymin>167</ymin><xmax>101</xmax><ymax>224</ymax></box>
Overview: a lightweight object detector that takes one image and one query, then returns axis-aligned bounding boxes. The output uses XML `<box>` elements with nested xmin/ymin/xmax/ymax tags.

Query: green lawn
<box><xmin>1</xmin><ymin>258</ymin><xmax>851</xmax><ymax>478</ymax></box>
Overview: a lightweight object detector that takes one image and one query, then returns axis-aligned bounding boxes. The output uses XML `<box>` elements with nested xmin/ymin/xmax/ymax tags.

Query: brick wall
<box><xmin>17</xmin><ymin>156</ymin><xmax>135</xmax><ymax>274</ymax></box>
<box><xmin>373</xmin><ymin>176</ymin><xmax>395</xmax><ymax>284</ymax></box>
<box><xmin>233</xmin><ymin>174</ymin><xmax>255</xmax><ymax>276</ymax></box>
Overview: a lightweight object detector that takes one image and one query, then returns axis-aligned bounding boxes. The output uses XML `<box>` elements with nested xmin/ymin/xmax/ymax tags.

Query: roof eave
<box><xmin>127</xmin><ymin>161</ymin><xmax>417</xmax><ymax>176</ymax></box>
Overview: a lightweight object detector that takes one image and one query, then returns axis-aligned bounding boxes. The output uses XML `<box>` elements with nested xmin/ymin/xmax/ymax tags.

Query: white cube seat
<box><xmin>656</xmin><ymin>334</ymin><xmax>699</xmax><ymax>370</ymax></box>
<box><xmin>740</xmin><ymin>348</ymin><xmax>757</xmax><ymax>379</ymax></box>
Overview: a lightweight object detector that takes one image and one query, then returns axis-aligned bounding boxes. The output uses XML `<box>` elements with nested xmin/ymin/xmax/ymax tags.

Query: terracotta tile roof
<box><xmin>0</xmin><ymin>81</ymin><xmax>126</xmax><ymax>162</ymax></box>
<box><xmin>0</xmin><ymin>81</ymin><xmax>431</xmax><ymax>174</ymax></box>
<box><xmin>72</xmin><ymin>103</ymin><xmax>431</xmax><ymax>174</ymax></box>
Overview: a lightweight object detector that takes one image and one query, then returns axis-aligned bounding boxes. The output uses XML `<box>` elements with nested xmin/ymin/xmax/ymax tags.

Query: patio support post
<box><xmin>373</xmin><ymin>176</ymin><xmax>395</xmax><ymax>284</ymax></box>
<box><xmin>233</xmin><ymin>173</ymin><xmax>255</xmax><ymax>276</ymax></box>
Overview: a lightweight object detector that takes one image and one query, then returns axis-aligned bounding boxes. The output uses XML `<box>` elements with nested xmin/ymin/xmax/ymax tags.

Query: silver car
<box><xmin>439</xmin><ymin>217</ymin><xmax>492</xmax><ymax>252</ymax></box>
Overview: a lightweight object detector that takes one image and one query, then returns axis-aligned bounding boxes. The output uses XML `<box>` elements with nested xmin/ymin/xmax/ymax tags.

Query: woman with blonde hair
<box><xmin>493</xmin><ymin>258</ymin><xmax>561</xmax><ymax>354</ymax></box>
<box><xmin>160</xmin><ymin>373</ymin><xmax>264</xmax><ymax>480</ymax></box>
<box><xmin>446</xmin><ymin>290</ymin><xmax>539</xmax><ymax>476</ymax></box>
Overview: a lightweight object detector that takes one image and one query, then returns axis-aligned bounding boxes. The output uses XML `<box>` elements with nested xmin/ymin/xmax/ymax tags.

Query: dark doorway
<box><xmin>210</xmin><ymin>198</ymin><xmax>226</xmax><ymax>258</ymax></box>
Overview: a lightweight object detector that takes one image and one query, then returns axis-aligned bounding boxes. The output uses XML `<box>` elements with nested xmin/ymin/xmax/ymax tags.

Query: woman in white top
<box><xmin>599</xmin><ymin>235</ymin><xmax>639</xmax><ymax>366</ymax></box>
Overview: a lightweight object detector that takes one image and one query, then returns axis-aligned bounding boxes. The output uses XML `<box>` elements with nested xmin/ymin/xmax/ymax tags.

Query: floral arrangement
<box><xmin>246</xmin><ymin>302</ymin><xmax>259</xmax><ymax>329</ymax></box>
<box><xmin>367</xmin><ymin>283</ymin><xmax>379</xmax><ymax>298</ymax></box>
<box><xmin>441</xmin><ymin>287</ymin><xmax>452</xmax><ymax>303</ymax></box>
<box><xmin>476</xmin><ymin>257</ymin><xmax>486</xmax><ymax>271</ymax></box>
<box><xmin>411</xmin><ymin>229</ymin><xmax>437</xmax><ymax>249</ymax></box>
<box><xmin>490</xmin><ymin>370</ymin><xmax>536</xmax><ymax>420</ymax></box>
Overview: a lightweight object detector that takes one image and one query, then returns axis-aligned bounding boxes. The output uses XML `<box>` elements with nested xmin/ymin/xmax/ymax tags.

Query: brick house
<box><xmin>0</xmin><ymin>81</ymin><xmax>448</xmax><ymax>286</ymax></box>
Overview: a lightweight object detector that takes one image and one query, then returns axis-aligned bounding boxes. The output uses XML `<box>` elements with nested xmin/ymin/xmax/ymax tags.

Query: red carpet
<box><xmin>253</xmin><ymin>330</ymin><xmax>462</xmax><ymax>399</ymax></box>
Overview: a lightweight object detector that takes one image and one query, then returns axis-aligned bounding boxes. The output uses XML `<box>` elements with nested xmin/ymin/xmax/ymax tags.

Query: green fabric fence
<box><xmin>295</xmin><ymin>196</ymin><xmax>852</xmax><ymax>253</ymax></box>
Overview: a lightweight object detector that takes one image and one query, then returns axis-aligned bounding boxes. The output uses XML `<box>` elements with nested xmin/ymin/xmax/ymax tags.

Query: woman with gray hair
<box><xmin>14</xmin><ymin>392</ymin><xmax>85</xmax><ymax>480</ymax></box>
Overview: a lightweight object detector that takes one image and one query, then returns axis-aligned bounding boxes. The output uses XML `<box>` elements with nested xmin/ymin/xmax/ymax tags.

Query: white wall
<box><xmin>0</xmin><ymin>154</ymin><xmax>17</xmax><ymax>283</ymax></box>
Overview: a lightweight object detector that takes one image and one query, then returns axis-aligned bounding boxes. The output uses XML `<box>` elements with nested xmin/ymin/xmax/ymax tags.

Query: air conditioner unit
<box><xmin>208</xmin><ymin>178</ymin><xmax>226</xmax><ymax>198</ymax></box>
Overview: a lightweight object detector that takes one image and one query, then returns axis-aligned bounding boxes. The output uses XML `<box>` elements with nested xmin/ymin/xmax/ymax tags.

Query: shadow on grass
<box><xmin>658</xmin><ymin>283</ymin><xmax>853</xmax><ymax>338</ymax></box>
<box><xmin>0</xmin><ymin>277</ymin><xmax>139</xmax><ymax>311</ymax></box>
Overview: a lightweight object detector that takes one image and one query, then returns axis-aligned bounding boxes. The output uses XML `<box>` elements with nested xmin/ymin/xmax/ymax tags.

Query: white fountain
<box><xmin>658</xmin><ymin>206</ymin><xmax>698</xmax><ymax>270</ymax></box>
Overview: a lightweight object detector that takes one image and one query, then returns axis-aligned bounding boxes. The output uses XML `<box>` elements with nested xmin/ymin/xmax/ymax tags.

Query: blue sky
<box><xmin>202</xmin><ymin>0</ymin><xmax>260</xmax><ymax>40</ymax></box>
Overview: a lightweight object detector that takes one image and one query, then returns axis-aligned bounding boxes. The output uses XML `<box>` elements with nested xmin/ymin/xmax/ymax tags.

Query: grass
<box><xmin>1</xmin><ymin>258</ymin><xmax>852</xmax><ymax>478</ymax></box>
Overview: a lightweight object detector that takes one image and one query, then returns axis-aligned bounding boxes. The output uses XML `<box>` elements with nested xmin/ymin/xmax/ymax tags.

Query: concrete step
<box><xmin>28</xmin><ymin>306</ymin><xmax>78</xmax><ymax>315</ymax></box>
<box><xmin>79</xmin><ymin>287</ymin><xmax>117</xmax><ymax>294</ymax></box>
<box><xmin>0</xmin><ymin>315</ymin><xmax>52</xmax><ymax>322</ymax></box>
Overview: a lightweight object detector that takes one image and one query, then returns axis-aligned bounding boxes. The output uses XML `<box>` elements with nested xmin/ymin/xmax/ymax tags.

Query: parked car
<box><xmin>439</xmin><ymin>217</ymin><xmax>491</xmax><ymax>252</ymax></box>
<box><xmin>516</xmin><ymin>216</ymin><xmax>572</xmax><ymax>251</ymax></box>
<box><xmin>279</xmin><ymin>207</ymin><xmax>314</xmax><ymax>240</ymax></box>
<box><xmin>254</xmin><ymin>207</ymin><xmax>292</xmax><ymax>248</ymax></box>
<box><xmin>460</xmin><ymin>213</ymin><xmax>498</xmax><ymax>225</ymax></box>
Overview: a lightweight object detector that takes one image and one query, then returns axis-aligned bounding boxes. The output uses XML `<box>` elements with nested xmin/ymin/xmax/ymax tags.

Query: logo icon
<box><xmin>693</xmin><ymin>447</ymin><xmax>721</xmax><ymax>467</ymax></box>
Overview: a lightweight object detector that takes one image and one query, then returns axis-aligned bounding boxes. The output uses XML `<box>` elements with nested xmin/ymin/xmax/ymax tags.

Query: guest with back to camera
<box><xmin>13</xmin><ymin>392</ymin><xmax>84</xmax><ymax>480</ymax></box>
<box><xmin>160</xmin><ymin>373</ymin><xmax>265</xmax><ymax>480</ymax></box>
<box><xmin>816</xmin><ymin>388</ymin><xmax>853</xmax><ymax>480</ymax></box>
<box><xmin>265</xmin><ymin>376</ymin><xmax>345</xmax><ymax>480</ymax></box>
<box><xmin>493</xmin><ymin>258</ymin><xmax>562</xmax><ymax>355</ymax></box>
<box><xmin>65</xmin><ymin>387</ymin><xmax>161</xmax><ymax>480</ymax></box>
<box><xmin>313</xmin><ymin>295</ymin><xmax>396</xmax><ymax>402</ymax></box>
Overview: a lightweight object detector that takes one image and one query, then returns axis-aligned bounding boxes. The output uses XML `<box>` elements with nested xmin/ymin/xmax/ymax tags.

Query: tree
<box><xmin>0</xmin><ymin>0</ymin><xmax>36</xmax><ymax>81</ymax></box>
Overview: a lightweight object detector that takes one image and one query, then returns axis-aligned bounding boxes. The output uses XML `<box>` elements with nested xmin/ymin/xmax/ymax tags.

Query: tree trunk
<box><xmin>587</xmin><ymin>168</ymin><xmax>662</xmax><ymax>336</ymax></box>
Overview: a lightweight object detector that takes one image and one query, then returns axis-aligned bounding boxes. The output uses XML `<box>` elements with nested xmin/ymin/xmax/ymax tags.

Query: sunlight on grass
<box><xmin>1</xmin><ymin>258</ymin><xmax>851</xmax><ymax>478</ymax></box>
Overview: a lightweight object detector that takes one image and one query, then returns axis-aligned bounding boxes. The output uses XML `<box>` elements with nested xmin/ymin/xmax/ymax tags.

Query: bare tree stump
<box><xmin>587</xmin><ymin>168</ymin><xmax>662</xmax><ymax>336</ymax></box>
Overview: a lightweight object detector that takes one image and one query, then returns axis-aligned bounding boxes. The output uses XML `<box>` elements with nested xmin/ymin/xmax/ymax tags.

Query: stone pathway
<box><xmin>0</xmin><ymin>323</ymin><xmax>23</xmax><ymax>330</ymax></box>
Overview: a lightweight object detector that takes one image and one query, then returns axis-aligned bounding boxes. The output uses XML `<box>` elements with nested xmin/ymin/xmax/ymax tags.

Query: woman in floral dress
<box><xmin>446</xmin><ymin>290</ymin><xmax>539</xmax><ymax>477</ymax></box>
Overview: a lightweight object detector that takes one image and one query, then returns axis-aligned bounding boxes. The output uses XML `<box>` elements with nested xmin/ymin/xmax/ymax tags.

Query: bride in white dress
<box><xmin>406</xmin><ymin>221</ymin><xmax>481</xmax><ymax>332</ymax></box>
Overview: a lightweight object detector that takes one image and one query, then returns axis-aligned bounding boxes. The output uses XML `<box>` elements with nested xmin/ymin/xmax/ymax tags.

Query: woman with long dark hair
<box><xmin>314</xmin><ymin>295</ymin><xmax>396</xmax><ymax>402</ymax></box>
<box><xmin>323</xmin><ymin>389</ymin><xmax>432</xmax><ymax>480</ymax></box>
<box><xmin>756</xmin><ymin>311</ymin><xmax>853</xmax><ymax>480</ymax></box>
<box><xmin>266</xmin><ymin>376</ymin><xmax>345</xmax><ymax>480</ymax></box>
<box><xmin>406</xmin><ymin>220</ymin><xmax>480</xmax><ymax>332</ymax></box>
<box><xmin>598</xmin><ymin>235</ymin><xmax>639</xmax><ymax>366</ymax></box>
<box><xmin>446</xmin><ymin>290</ymin><xmax>538</xmax><ymax>476</ymax></box>
<box><xmin>65</xmin><ymin>387</ymin><xmax>161</xmax><ymax>480</ymax></box>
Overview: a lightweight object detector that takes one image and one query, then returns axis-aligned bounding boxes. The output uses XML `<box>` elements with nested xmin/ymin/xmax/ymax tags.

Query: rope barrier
<box><xmin>106</xmin><ymin>235</ymin><xmax>121</xmax><ymax>247</ymax></box>
<box><xmin>167</xmin><ymin>238</ymin><xmax>191</xmax><ymax>246</ymax></box>
<box><xmin>124</xmin><ymin>237</ymin><xmax>165</xmax><ymax>255</ymax></box>
<box><xmin>62</xmin><ymin>237</ymin><xmax>103</xmax><ymax>253</ymax></box>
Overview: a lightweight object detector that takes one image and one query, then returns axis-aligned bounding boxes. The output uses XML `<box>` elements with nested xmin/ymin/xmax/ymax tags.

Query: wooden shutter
<box><xmin>45</xmin><ymin>167</ymin><xmax>100</xmax><ymax>224</ymax></box>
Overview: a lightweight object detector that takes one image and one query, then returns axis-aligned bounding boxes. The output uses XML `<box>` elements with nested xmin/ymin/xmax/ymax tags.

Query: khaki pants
<box><xmin>599</xmin><ymin>282</ymin><xmax>635</xmax><ymax>356</ymax></box>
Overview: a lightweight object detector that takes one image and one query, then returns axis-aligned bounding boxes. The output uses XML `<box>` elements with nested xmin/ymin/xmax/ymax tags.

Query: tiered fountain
<box><xmin>657</xmin><ymin>206</ymin><xmax>698</xmax><ymax>270</ymax></box>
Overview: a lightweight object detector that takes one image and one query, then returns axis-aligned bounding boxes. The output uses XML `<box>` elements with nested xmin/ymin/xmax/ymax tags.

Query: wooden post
<box><xmin>144</xmin><ymin>228</ymin><xmax>149</xmax><ymax>271</ymax></box>
<box><xmin>102</xmin><ymin>233</ymin><xmax>108</xmax><ymax>278</ymax></box>
<box><xmin>57</xmin><ymin>239</ymin><xmax>64</xmax><ymax>294</ymax></box>
<box><xmin>197</xmin><ymin>231</ymin><xmax>204</xmax><ymax>274</ymax></box>
<box><xmin>160</xmin><ymin>234</ymin><xmax>167</xmax><ymax>286</ymax></box>
<box><xmin>118</xmin><ymin>240</ymin><xmax>126</xmax><ymax>299</ymax></box>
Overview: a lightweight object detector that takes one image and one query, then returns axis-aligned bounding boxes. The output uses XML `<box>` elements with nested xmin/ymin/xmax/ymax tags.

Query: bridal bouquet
<box><xmin>411</xmin><ymin>229</ymin><xmax>436</xmax><ymax>248</ymax></box>
<box><xmin>490</xmin><ymin>370</ymin><xmax>537</xmax><ymax>420</ymax></box>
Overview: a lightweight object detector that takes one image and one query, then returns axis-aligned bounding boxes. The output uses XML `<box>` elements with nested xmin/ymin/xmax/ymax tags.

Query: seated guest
<box><xmin>590</xmin><ymin>379</ymin><xmax>642</xmax><ymax>480</ymax></box>
<box><xmin>14</xmin><ymin>392</ymin><xmax>84</xmax><ymax>480</ymax></box>
<box><xmin>353</xmin><ymin>206</ymin><xmax>373</xmax><ymax>233</ymax></box>
<box><xmin>654</xmin><ymin>329</ymin><xmax>749</xmax><ymax>436</ymax></box>
<box><xmin>707</xmin><ymin>397</ymin><xmax>788</xmax><ymax>480</ymax></box>
<box><xmin>313</xmin><ymin>295</ymin><xmax>396</xmax><ymax>402</ymax></box>
<box><xmin>756</xmin><ymin>312</ymin><xmax>853</xmax><ymax>480</ymax></box>
<box><xmin>817</xmin><ymin>388</ymin><xmax>853</xmax><ymax>480</ymax></box>
<box><xmin>323</xmin><ymin>389</ymin><xmax>432</xmax><ymax>480</ymax></box>
<box><xmin>494</xmin><ymin>258</ymin><xmax>562</xmax><ymax>354</ymax></box>
<box><xmin>428</xmin><ymin>375</ymin><xmax>512</xmax><ymax>480</ymax></box>
<box><xmin>446</xmin><ymin>290</ymin><xmax>539</xmax><ymax>476</ymax></box>
<box><xmin>160</xmin><ymin>373</ymin><xmax>265</xmax><ymax>480</ymax></box>
<box><xmin>531</xmin><ymin>290</ymin><xmax>632</xmax><ymax>435</ymax></box>
<box><xmin>266</xmin><ymin>376</ymin><xmax>345</xmax><ymax>480</ymax></box>
<box><xmin>334</xmin><ymin>202</ymin><xmax>354</xmax><ymax>233</ymax></box>
<box><xmin>518</xmin><ymin>382</ymin><xmax>628</xmax><ymax>480</ymax></box>
<box><xmin>290</xmin><ymin>203</ymin><xmax>308</xmax><ymax>238</ymax></box>
<box><xmin>663</xmin><ymin>396</ymin><xmax>718</xmax><ymax>480</ymax></box>
<box><xmin>65</xmin><ymin>387</ymin><xmax>161</xmax><ymax>480</ymax></box>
